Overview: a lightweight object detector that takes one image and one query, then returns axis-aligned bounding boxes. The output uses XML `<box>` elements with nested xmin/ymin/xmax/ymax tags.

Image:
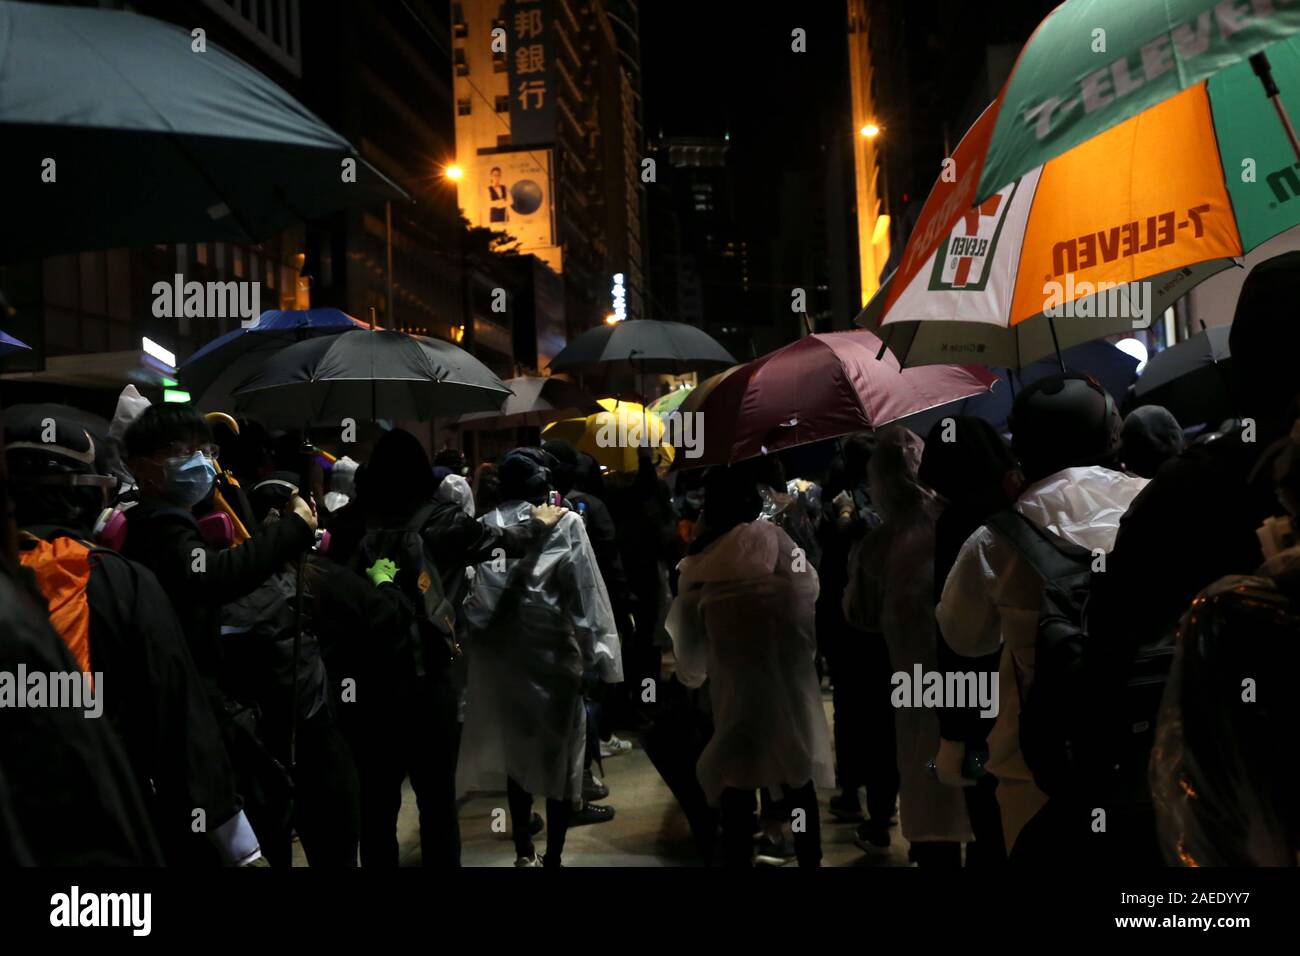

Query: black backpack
<box><xmin>352</xmin><ymin>502</ymin><xmax>460</xmax><ymax>677</ymax></box>
<box><xmin>985</xmin><ymin>510</ymin><xmax>1175</xmax><ymax>803</ymax></box>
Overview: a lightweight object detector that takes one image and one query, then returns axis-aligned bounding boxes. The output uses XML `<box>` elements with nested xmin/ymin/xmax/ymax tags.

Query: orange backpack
<box><xmin>18</xmin><ymin>534</ymin><xmax>94</xmax><ymax>674</ymax></box>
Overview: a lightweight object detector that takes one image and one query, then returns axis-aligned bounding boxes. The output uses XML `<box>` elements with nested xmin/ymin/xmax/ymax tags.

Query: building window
<box><xmin>458</xmin><ymin>98</ymin><xmax>473</xmax><ymax>116</ymax></box>
<box><xmin>454</xmin><ymin>48</ymin><xmax>468</xmax><ymax>76</ymax></box>
<box><xmin>195</xmin><ymin>242</ymin><xmax>209</xmax><ymax>266</ymax></box>
<box><xmin>496</xmin><ymin>133</ymin><xmax>512</xmax><ymax>147</ymax></box>
<box><xmin>493</xmin><ymin>54</ymin><xmax>507</xmax><ymax>73</ymax></box>
<box><xmin>452</xmin><ymin>3</ymin><xmax>466</xmax><ymax>36</ymax></box>
<box><xmin>494</xmin><ymin>94</ymin><xmax>509</xmax><ymax>112</ymax></box>
<box><xmin>198</xmin><ymin>0</ymin><xmax>301</xmax><ymax>77</ymax></box>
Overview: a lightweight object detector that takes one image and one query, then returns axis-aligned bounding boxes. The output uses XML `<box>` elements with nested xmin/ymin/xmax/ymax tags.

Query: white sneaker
<box><xmin>600</xmin><ymin>734</ymin><xmax>633</xmax><ymax>758</ymax></box>
<box><xmin>514</xmin><ymin>853</ymin><xmax>540</xmax><ymax>867</ymax></box>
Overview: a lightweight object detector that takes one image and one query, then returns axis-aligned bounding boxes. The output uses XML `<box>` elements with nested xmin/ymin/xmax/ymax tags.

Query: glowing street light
<box><xmin>444</xmin><ymin>164</ymin><xmax>465</xmax><ymax>181</ymax></box>
<box><xmin>860</xmin><ymin>123</ymin><xmax>881</xmax><ymax>139</ymax></box>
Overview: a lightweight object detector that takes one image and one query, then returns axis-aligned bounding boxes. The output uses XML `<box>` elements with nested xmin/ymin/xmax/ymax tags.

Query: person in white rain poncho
<box><xmin>456</xmin><ymin>448</ymin><xmax>621</xmax><ymax>868</ymax></box>
<box><xmin>667</xmin><ymin>465</ymin><xmax>833</xmax><ymax>867</ymax></box>
<box><xmin>843</xmin><ymin>426</ymin><xmax>972</xmax><ymax>864</ymax></box>
<box><xmin>935</xmin><ymin>374</ymin><xmax>1148</xmax><ymax>859</ymax></box>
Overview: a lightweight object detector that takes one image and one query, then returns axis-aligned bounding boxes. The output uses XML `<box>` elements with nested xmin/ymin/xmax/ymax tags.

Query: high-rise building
<box><xmin>450</xmin><ymin>0</ymin><xmax>645</xmax><ymax>350</ymax></box>
<box><xmin>846</xmin><ymin>0</ymin><xmax>892</xmax><ymax>312</ymax></box>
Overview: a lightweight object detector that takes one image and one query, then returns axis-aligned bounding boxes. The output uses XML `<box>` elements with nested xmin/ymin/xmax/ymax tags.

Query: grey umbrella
<box><xmin>232</xmin><ymin>329</ymin><xmax>512</xmax><ymax>428</ymax></box>
<box><xmin>0</xmin><ymin>1</ymin><xmax>404</xmax><ymax>262</ymax></box>
<box><xmin>547</xmin><ymin>319</ymin><xmax>736</xmax><ymax>375</ymax></box>
<box><xmin>453</xmin><ymin>375</ymin><xmax>601</xmax><ymax>429</ymax></box>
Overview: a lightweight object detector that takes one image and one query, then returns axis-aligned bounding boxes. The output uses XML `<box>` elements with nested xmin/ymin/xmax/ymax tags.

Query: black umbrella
<box><xmin>0</xmin><ymin>1</ymin><xmax>403</xmax><ymax>262</ymax></box>
<box><xmin>1133</xmin><ymin>326</ymin><xmax>1234</xmax><ymax>427</ymax></box>
<box><xmin>180</xmin><ymin>308</ymin><xmax>370</xmax><ymax>412</ymax></box>
<box><xmin>547</xmin><ymin>320</ymin><xmax>736</xmax><ymax>375</ymax></box>
<box><xmin>231</xmin><ymin>329</ymin><xmax>512</xmax><ymax>427</ymax></box>
<box><xmin>452</xmin><ymin>375</ymin><xmax>601</xmax><ymax>429</ymax></box>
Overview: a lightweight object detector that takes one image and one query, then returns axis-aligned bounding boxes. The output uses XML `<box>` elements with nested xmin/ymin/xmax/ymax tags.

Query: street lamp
<box><xmin>444</xmin><ymin>164</ymin><xmax>465</xmax><ymax>181</ymax></box>
<box><xmin>860</xmin><ymin>123</ymin><xmax>881</xmax><ymax>139</ymax></box>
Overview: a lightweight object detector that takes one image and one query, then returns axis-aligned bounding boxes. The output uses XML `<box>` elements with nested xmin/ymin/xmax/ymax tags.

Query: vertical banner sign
<box><xmin>506</xmin><ymin>0</ymin><xmax>555</xmax><ymax>145</ymax></box>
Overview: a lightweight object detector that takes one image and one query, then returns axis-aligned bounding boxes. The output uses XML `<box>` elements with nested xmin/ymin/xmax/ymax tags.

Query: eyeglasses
<box><xmin>163</xmin><ymin>443</ymin><xmax>220</xmax><ymax>462</ymax></box>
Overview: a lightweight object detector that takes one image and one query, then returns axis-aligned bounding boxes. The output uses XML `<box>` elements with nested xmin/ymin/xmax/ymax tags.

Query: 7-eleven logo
<box><xmin>930</xmin><ymin>179</ymin><xmax>1019</xmax><ymax>292</ymax></box>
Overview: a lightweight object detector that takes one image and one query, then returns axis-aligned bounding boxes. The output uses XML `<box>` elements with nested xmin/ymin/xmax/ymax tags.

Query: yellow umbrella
<box><xmin>542</xmin><ymin>397</ymin><xmax>675</xmax><ymax>473</ymax></box>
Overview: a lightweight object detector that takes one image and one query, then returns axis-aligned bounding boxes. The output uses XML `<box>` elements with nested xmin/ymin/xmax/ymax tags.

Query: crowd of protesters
<box><xmin>4</xmin><ymin>252</ymin><xmax>1300</xmax><ymax>868</ymax></box>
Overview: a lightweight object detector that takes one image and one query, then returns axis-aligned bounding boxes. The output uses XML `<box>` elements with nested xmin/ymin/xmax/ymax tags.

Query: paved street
<box><xmin>295</xmin><ymin>695</ymin><xmax>913</xmax><ymax>868</ymax></box>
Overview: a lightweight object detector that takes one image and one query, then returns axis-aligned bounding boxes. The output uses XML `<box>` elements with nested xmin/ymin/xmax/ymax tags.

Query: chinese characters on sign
<box><xmin>506</xmin><ymin>0</ymin><xmax>554</xmax><ymax>145</ymax></box>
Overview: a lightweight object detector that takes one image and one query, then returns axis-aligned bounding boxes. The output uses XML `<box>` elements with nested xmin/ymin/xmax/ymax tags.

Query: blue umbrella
<box><xmin>0</xmin><ymin>330</ymin><xmax>31</xmax><ymax>357</ymax></box>
<box><xmin>180</xmin><ymin>308</ymin><xmax>369</xmax><ymax>411</ymax></box>
<box><xmin>897</xmin><ymin>340</ymin><xmax>1140</xmax><ymax>437</ymax></box>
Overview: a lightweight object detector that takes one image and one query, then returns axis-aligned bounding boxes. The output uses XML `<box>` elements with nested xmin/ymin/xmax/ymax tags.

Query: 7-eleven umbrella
<box><xmin>868</xmin><ymin>56</ymin><xmax>1300</xmax><ymax>367</ymax></box>
<box><xmin>678</xmin><ymin>330</ymin><xmax>997</xmax><ymax>469</ymax></box>
<box><xmin>889</xmin><ymin>0</ymin><xmax>1300</xmax><ymax>343</ymax></box>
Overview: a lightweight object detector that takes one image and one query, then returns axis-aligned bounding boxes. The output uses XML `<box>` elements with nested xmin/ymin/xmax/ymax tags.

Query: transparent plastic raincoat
<box><xmin>844</xmin><ymin>425</ymin><xmax>971</xmax><ymax>844</ymax></box>
<box><xmin>1151</xmin><ymin>554</ymin><xmax>1300</xmax><ymax>867</ymax></box>
<box><xmin>666</xmin><ymin>520</ymin><xmax>833</xmax><ymax>806</ymax></box>
<box><xmin>936</xmin><ymin>465</ymin><xmax>1149</xmax><ymax>849</ymax></box>
<box><xmin>455</xmin><ymin>504</ymin><xmax>621</xmax><ymax>803</ymax></box>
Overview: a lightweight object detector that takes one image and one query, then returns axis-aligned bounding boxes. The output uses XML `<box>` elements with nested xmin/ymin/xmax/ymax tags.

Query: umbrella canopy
<box><xmin>541</xmin><ymin>398</ymin><xmax>675</xmax><ymax>473</ymax></box>
<box><xmin>547</xmin><ymin>320</ymin><xmax>736</xmax><ymax>375</ymax></box>
<box><xmin>453</xmin><ymin>375</ymin><xmax>601</xmax><ymax>429</ymax></box>
<box><xmin>883</xmin><ymin>0</ymin><xmax>1300</xmax><ymax>321</ymax></box>
<box><xmin>895</xmin><ymin>339</ymin><xmax>1141</xmax><ymax>437</ymax></box>
<box><xmin>231</xmin><ymin>329</ymin><xmax>511</xmax><ymax>427</ymax></box>
<box><xmin>647</xmin><ymin>387</ymin><xmax>694</xmax><ymax>419</ymax></box>
<box><xmin>678</xmin><ymin>330</ymin><xmax>997</xmax><ymax>469</ymax></box>
<box><xmin>1133</xmin><ymin>325</ymin><xmax>1235</xmax><ymax>426</ymax></box>
<box><xmin>0</xmin><ymin>330</ymin><xmax>31</xmax><ymax>357</ymax></box>
<box><xmin>180</xmin><ymin>308</ymin><xmax>371</xmax><ymax>411</ymax></box>
<box><xmin>0</xmin><ymin>1</ymin><xmax>403</xmax><ymax>262</ymax></box>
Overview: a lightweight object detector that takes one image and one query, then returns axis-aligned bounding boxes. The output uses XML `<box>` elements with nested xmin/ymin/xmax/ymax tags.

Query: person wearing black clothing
<box><xmin>6</xmin><ymin>406</ymin><xmax>259</xmax><ymax>865</ymax></box>
<box><xmin>819</xmin><ymin>434</ymin><xmax>898</xmax><ymax>844</ymax></box>
<box><xmin>1090</xmin><ymin>253</ymin><xmax>1300</xmax><ymax>865</ymax></box>
<box><xmin>326</xmin><ymin>429</ymin><xmax>564</xmax><ymax>867</ymax></box>
<box><xmin>121</xmin><ymin>404</ymin><xmax>316</xmax><ymax>857</ymax></box>
<box><xmin>918</xmin><ymin>416</ymin><xmax>1021</xmax><ymax>867</ymax></box>
<box><xmin>0</xmin><ymin>422</ymin><xmax>160</xmax><ymax>867</ymax></box>
<box><xmin>217</xmin><ymin>472</ymin><xmax>361</xmax><ymax>867</ymax></box>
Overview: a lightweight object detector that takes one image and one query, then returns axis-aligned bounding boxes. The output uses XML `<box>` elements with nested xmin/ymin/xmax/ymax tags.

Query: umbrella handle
<box><xmin>1252</xmin><ymin>52</ymin><xmax>1300</xmax><ymax>164</ymax></box>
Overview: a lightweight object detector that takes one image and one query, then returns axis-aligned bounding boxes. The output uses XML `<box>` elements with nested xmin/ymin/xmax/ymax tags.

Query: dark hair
<box><xmin>497</xmin><ymin>448</ymin><xmax>556</xmax><ymax>505</ymax></box>
<box><xmin>692</xmin><ymin>465</ymin><xmax>762</xmax><ymax>553</ymax></box>
<box><xmin>359</xmin><ymin>428</ymin><xmax>436</xmax><ymax>519</ymax></box>
<box><xmin>919</xmin><ymin>416</ymin><xmax>1019</xmax><ymax>509</ymax></box>
<box><xmin>541</xmin><ymin>439</ymin><xmax>578</xmax><ymax>495</ymax></box>
<box><xmin>1230</xmin><ymin>252</ymin><xmax>1300</xmax><ymax>427</ymax></box>
<box><xmin>124</xmin><ymin>404</ymin><xmax>212</xmax><ymax>459</ymax></box>
<box><xmin>490</xmin><ymin>166</ymin><xmax>502</xmax><ymax>175</ymax></box>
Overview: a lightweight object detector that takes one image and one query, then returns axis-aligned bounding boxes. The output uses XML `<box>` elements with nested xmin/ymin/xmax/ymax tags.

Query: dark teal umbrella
<box><xmin>0</xmin><ymin>1</ymin><xmax>404</xmax><ymax>262</ymax></box>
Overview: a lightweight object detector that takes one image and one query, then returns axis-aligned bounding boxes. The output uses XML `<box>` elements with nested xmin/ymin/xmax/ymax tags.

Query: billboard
<box><xmin>505</xmin><ymin>0</ymin><xmax>555</xmax><ymax>146</ymax></box>
<box><xmin>472</xmin><ymin>149</ymin><xmax>555</xmax><ymax>252</ymax></box>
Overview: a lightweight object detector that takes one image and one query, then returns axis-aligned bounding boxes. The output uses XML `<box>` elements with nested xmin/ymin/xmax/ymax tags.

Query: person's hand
<box><xmin>288</xmin><ymin>494</ymin><xmax>318</xmax><ymax>533</ymax></box>
<box><xmin>366</xmin><ymin>557</ymin><xmax>398</xmax><ymax>588</ymax></box>
<box><xmin>933</xmin><ymin>738</ymin><xmax>975</xmax><ymax>788</ymax></box>
<box><xmin>241</xmin><ymin>855</ymin><xmax>271</xmax><ymax>867</ymax></box>
<box><xmin>532</xmin><ymin>503</ymin><xmax>567</xmax><ymax>529</ymax></box>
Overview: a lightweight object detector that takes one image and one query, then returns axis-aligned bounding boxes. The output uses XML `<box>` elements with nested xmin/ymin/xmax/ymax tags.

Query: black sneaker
<box><xmin>569</xmin><ymin>802</ymin><xmax>616</xmax><ymax>827</ymax></box>
<box><xmin>583</xmin><ymin>769</ymin><xmax>609</xmax><ymax>802</ymax></box>
<box><xmin>828</xmin><ymin>793</ymin><xmax>864</xmax><ymax>823</ymax></box>
<box><xmin>854</xmin><ymin>819</ymin><xmax>891</xmax><ymax>851</ymax></box>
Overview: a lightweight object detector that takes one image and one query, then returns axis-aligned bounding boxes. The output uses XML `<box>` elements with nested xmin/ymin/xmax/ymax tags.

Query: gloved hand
<box><xmin>366</xmin><ymin>557</ymin><xmax>398</xmax><ymax>587</ymax></box>
<box><xmin>933</xmin><ymin>737</ymin><xmax>975</xmax><ymax>788</ymax></box>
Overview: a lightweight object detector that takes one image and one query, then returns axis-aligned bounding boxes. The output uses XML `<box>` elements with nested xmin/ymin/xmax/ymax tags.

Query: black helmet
<box><xmin>1009</xmin><ymin>372</ymin><xmax>1121</xmax><ymax>481</ymax></box>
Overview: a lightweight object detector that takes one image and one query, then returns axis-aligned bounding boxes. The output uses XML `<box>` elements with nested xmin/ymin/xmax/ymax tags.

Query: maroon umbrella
<box><xmin>676</xmin><ymin>330</ymin><xmax>997</xmax><ymax>468</ymax></box>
